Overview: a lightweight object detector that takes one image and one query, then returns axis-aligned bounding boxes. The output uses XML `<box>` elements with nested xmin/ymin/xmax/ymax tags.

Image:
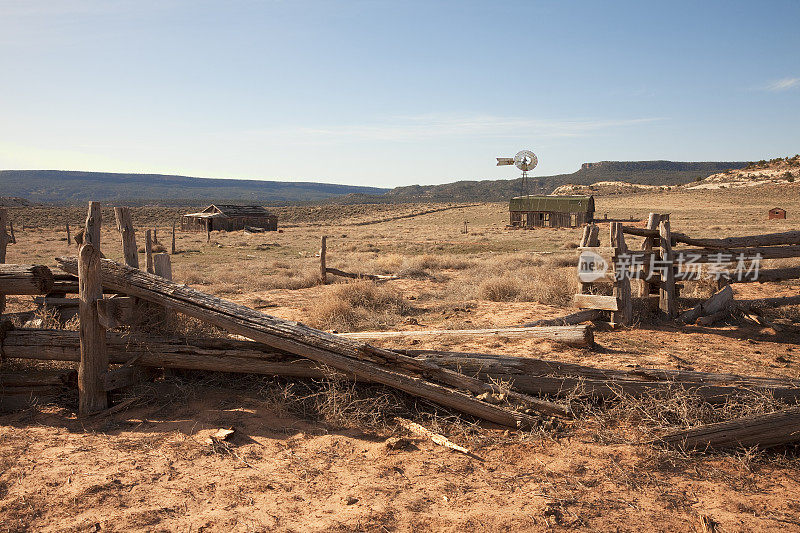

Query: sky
<box><xmin>1</xmin><ymin>0</ymin><xmax>798</xmax><ymax>188</ymax></box>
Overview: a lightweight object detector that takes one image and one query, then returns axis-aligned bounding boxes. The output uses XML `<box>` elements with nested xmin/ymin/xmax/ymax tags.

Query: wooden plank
<box><xmin>338</xmin><ymin>325</ymin><xmax>593</xmax><ymax>347</ymax></box>
<box><xmin>658</xmin><ymin>406</ymin><xmax>800</xmax><ymax>451</ymax></box>
<box><xmin>610</xmin><ymin>222</ymin><xmax>632</xmax><ymax>326</ymax></box>
<box><xmin>113</xmin><ymin>207</ymin><xmax>139</xmax><ymax>269</ymax></box>
<box><xmin>659</xmin><ymin>219</ymin><xmax>677</xmax><ymax>318</ymax></box>
<box><xmin>573</xmin><ymin>293</ymin><xmax>618</xmax><ymax>311</ymax></box>
<box><xmin>0</xmin><ymin>264</ymin><xmax>54</xmax><ymax>295</ymax></box>
<box><xmin>55</xmin><ymin>257</ymin><xmax>555</xmax><ymax>425</ymax></box>
<box><xmin>145</xmin><ymin>229</ymin><xmax>154</xmax><ymax>274</ymax></box>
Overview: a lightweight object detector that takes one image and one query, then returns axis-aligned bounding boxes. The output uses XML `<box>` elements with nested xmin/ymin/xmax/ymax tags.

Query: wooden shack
<box><xmin>181</xmin><ymin>205</ymin><xmax>278</xmax><ymax>232</ymax></box>
<box><xmin>509</xmin><ymin>195</ymin><xmax>595</xmax><ymax>228</ymax></box>
<box><xmin>769</xmin><ymin>207</ymin><xmax>787</xmax><ymax>220</ymax></box>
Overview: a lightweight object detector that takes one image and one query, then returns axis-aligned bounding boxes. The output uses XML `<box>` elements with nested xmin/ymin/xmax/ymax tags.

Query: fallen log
<box><xmin>519</xmin><ymin>309</ymin><xmax>603</xmax><ymax>328</ymax></box>
<box><xmin>56</xmin><ymin>257</ymin><xmax>557</xmax><ymax>426</ymax></box>
<box><xmin>325</xmin><ymin>268</ymin><xmax>400</xmax><ymax>282</ymax></box>
<box><xmin>658</xmin><ymin>406</ymin><xmax>800</xmax><ymax>450</ymax></box>
<box><xmin>338</xmin><ymin>325</ymin><xmax>593</xmax><ymax>347</ymax></box>
<box><xmin>0</xmin><ymin>264</ymin><xmax>54</xmax><ymax>295</ymax></box>
<box><xmin>678</xmin><ymin>285</ymin><xmax>733</xmax><ymax>324</ymax></box>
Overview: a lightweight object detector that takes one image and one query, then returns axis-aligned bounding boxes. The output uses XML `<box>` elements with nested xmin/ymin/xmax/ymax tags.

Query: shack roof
<box><xmin>509</xmin><ymin>195</ymin><xmax>594</xmax><ymax>213</ymax></box>
<box><xmin>187</xmin><ymin>204</ymin><xmax>274</xmax><ymax>218</ymax></box>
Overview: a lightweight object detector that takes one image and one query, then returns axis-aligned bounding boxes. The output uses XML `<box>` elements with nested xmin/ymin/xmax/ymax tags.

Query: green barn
<box><xmin>509</xmin><ymin>195</ymin><xmax>594</xmax><ymax>228</ymax></box>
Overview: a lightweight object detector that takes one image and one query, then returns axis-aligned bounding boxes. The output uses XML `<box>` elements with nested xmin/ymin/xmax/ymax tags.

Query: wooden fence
<box><xmin>575</xmin><ymin>213</ymin><xmax>800</xmax><ymax>326</ymax></box>
<box><xmin>3</xmin><ymin>204</ymin><xmax>800</xmax><ymax>449</ymax></box>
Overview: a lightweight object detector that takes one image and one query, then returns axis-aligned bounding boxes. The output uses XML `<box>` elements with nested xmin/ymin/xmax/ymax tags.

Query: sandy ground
<box><xmin>2</xmin><ymin>192</ymin><xmax>800</xmax><ymax>531</ymax></box>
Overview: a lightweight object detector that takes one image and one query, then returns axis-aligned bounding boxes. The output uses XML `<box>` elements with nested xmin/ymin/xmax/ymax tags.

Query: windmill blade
<box><xmin>496</xmin><ymin>158</ymin><xmax>514</xmax><ymax>166</ymax></box>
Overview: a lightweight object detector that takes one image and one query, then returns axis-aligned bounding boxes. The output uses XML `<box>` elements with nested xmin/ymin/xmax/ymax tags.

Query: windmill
<box><xmin>497</xmin><ymin>150</ymin><xmax>538</xmax><ymax>195</ymax></box>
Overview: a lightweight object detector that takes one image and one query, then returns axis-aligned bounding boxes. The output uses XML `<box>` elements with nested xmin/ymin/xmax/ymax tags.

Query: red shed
<box><xmin>768</xmin><ymin>207</ymin><xmax>787</xmax><ymax>220</ymax></box>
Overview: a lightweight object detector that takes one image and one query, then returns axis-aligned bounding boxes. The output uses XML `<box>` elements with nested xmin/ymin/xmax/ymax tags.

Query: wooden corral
<box><xmin>769</xmin><ymin>207</ymin><xmax>787</xmax><ymax>220</ymax></box>
<box><xmin>509</xmin><ymin>195</ymin><xmax>594</xmax><ymax>228</ymax></box>
<box><xmin>181</xmin><ymin>204</ymin><xmax>277</xmax><ymax>232</ymax></box>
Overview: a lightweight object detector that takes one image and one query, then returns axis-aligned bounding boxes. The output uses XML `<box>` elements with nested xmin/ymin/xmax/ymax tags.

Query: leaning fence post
<box><xmin>610</xmin><ymin>222</ymin><xmax>632</xmax><ymax>326</ymax></box>
<box><xmin>320</xmin><ymin>236</ymin><xmax>327</xmax><ymax>285</ymax></box>
<box><xmin>114</xmin><ymin>207</ymin><xmax>139</xmax><ymax>269</ymax></box>
<box><xmin>145</xmin><ymin>230</ymin><xmax>154</xmax><ymax>274</ymax></box>
<box><xmin>659</xmin><ymin>218</ymin><xmax>677</xmax><ymax>318</ymax></box>
<box><xmin>78</xmin><ymin>202</ymin><xmax>108</xmax><ymax>415</ymax></box>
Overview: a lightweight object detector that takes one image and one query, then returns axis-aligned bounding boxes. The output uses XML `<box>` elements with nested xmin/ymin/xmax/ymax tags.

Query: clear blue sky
<box><xmin>1</xmin><ymin>0</ymin><xmax>798</xmax><ymax>187</ymax></box>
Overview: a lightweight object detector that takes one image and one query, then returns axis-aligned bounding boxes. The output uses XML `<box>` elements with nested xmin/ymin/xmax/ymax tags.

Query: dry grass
<box><xmin>308</xmin><ymin>280</ymin><xmax>414</xmax><ymax>331</ymax></box>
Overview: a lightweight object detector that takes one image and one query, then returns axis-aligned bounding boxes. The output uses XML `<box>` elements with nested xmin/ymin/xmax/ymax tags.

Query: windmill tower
<box><xmin>497</xmin><ymin>150</ymin><xmax>538</xmax><ymax>195</ymax></box>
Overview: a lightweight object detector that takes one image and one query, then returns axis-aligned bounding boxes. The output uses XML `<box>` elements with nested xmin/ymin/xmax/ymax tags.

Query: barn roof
<box><xmin>186</xmin><ymin>204</ymin><xmax>274</xmax><ymax>218</ymax></box>
<box><xmin>509</xmin><ymin>195</ymin><xmax>594</xmax><ymax>213</ymax></box>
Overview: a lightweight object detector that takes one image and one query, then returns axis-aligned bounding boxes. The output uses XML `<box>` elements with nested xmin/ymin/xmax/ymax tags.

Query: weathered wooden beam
<box><xmin>658</xmin><ymin>406</ymin><xmax>800</xmax><ymax>451</ymax></box>
<box><xmin>338</xmin><ymin>325</ymin><xmax>593</xmax><ymax>347</ymax></box>
<box><xmin>678</xmin><ymin>285</ymin><xmax>734</xmax><ymax>324</ymax></box>
<box><xmin>55</xmin><ymin>257</ymin><xmax>551</xmax><ymax>426</ymax></box>
<box><xmin>77</xmin><ymin>202</ymin><xmax>108</xmax><ymax>416</ymax></box>
<box><xmin>725</xmin><ymin>266</ymin><xmax>800</xmax><ymax>284</ymax></box>
<box><xmin>113</xmin><ymin>207</ymin><xmax>139</xmax><ymax>269</ymax></box>
<box><xmin>574</xmin><ymin>294</ymin><xmax>618</xmax><ymax>311</ymax></box>
<box><xmin>0</xmin><ymin>264</ymin><xmax>54</xmax><ymax>295</ymax></box>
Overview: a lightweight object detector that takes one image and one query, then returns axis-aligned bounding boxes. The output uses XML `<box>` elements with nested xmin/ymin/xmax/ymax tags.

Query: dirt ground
<box><xmin>2</xmin><ymin>187</ymin><xmax>800</xmax><ymax>531</ymax></box>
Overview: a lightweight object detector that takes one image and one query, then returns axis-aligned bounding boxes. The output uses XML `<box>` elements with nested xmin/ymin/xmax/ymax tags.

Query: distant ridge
<box><xmin>0</xmin><ymin>161</ymin><xmax>749</xmax><ymax>205</ymax></box>
<box><xmin>377</xmin><ymin>160</ymin><xmax>749</xmax><ymax>202</ymax></box>
<box><xmin>0</xmin><ymin>170</ymin><xmax>389</xmax><ymax>205</ymax></box>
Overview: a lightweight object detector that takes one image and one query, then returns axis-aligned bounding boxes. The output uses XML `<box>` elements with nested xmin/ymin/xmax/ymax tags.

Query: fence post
<box><xmin>659</xmin><ymin>218</ymin><xmax>677</xmax><ymax>318</ymax></box>
<box><xmin>153</xmin><ymin>253</ymin><xmax>172</xmax><ymax>281</ymax></box>
<box><xmin>611</xmin><ymin>222</ymin><xmax>632</xmax><ymax>326</ymax></box>
<box><xmin>66</xmin><ymin>222</ymin><xmax>71</xmax><ymax>245</ymax></box>
<box><xmin>320</xmin><ymin>236</ymin><xmax>327</xmax><ymax>285</ymax></box>
<box><xmin>639</xmin><ymin>213</ymin><xmax>661</xmax><ymax>297</ymax></box>
<box><xmin>0</xmin><ymin>209</ymin><xmax>8</xmax><ymax>314</ymax></box>
<box><xmin>145</xmin><ymin>230</ymin><xmax>154</xmax><ymax>274</ymax></box>
<box><xmin>78</xmin><ymin>202</ymin><xmax>108</xmax><ymax>415</ymax></box>
<box><xmin>171</xmin><ymin>221</ymin><xmax>176</xmax><ymax>254</ymax></box>
<box><xmin>114</xmin><ymin>207</ymin><xmax>139</xmax><ymax>269</ymax></box>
